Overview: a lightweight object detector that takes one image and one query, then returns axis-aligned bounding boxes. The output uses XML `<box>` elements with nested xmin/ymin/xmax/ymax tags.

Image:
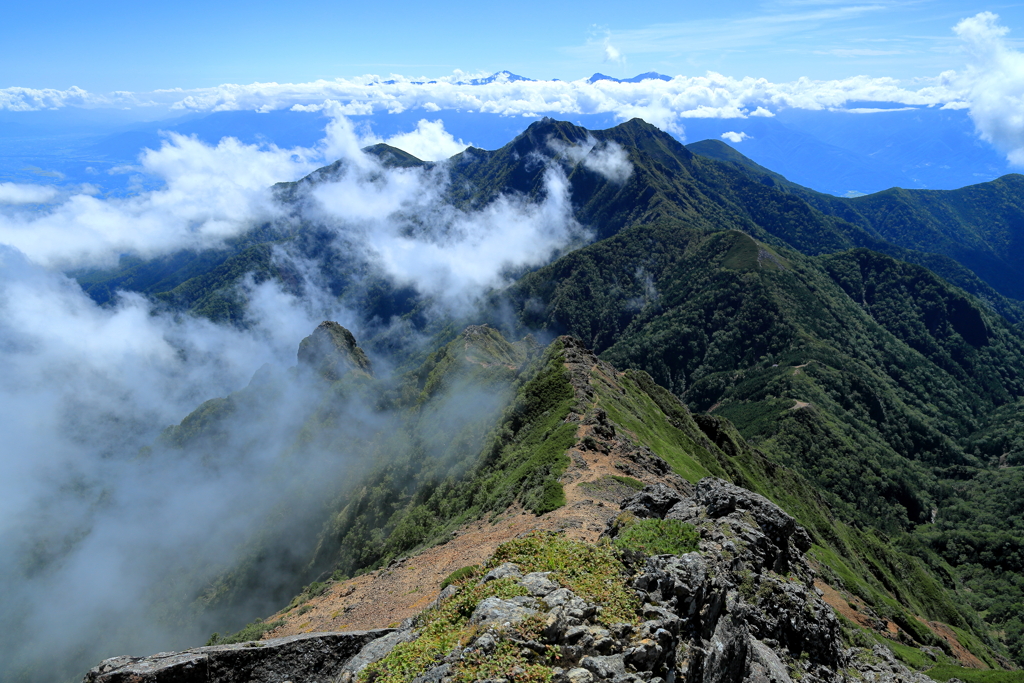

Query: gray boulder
<box><xmin>470</xmin><ymin>597</ymin><xmax>539</xmax><ymax>626</ymax></box>
<box><xmin>82</xmin><ymin>629</ymin><xmax>393</xmax><ymax>683</ymax></box>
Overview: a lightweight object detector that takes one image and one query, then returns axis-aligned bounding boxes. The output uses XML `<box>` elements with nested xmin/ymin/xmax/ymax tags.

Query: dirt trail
<box><xmin>264</xmin><ymin>350</ymin><xmax>687</xmax><ymax>639</ymax></box>
<box><xmin>789</xmin><ymin>400</ymin><xmax>811</xmax><ymax>411</ymax></box>
<box><xmin>263</xmin><ymin>429</ymin><xmax>671</xmax><ymax>639</ymax></box>
<box><xmin>792</xmin><ymin>360</ymin><xmax>819</xmax><ymax>376</ymax></box>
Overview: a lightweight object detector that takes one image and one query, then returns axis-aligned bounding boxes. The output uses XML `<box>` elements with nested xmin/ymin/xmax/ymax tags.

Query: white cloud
<box><xmin>1</xmin><ymin>70</ymin><xmax>967</xmax><ymax>135</ymax></box>
<box><xmin>604</xmin><ymin>42</ymin><xmax>624</xmax><ymax>63</ymax></box>
<box><xmin>0</xmin><ymin>182</ymin><xmax>59</xmax><ymax>204</ymax></box>
<box><xmin>953</xmin><ymin>12</ymin><xmax>1024</xmax><ymax>165</ymax></box>
<box><xmin>305</xmin><ymin>132</ymin><xmax>591</xmax><ymax>314</ymax></box>
<box><xmin>0</xmin><ymin>238</ymin><xmax>369</xmax><ymax>675</ymax></box>
<box><xmin>0</xmin><ymin>85</ymin><xmax>108</xmax><ymax>111</ymax></box>
<box><xmin>721</xmin><ymin>131</ymin><xmax>751</xmax><ymax>143</ymax></box>
<box><xmin>548</xmin><ymin>135</ymin><xmax>634</xmax><ymax>184</ymax></box>
<box><xmin>381</xmin><ymin>119</ymin><xmax>471</xmax><ymax>160</ymax></box>
<box><xmin>0</xmin><ymin>133</ymin><xmax>330</xmax><ymax>268</ymax></box>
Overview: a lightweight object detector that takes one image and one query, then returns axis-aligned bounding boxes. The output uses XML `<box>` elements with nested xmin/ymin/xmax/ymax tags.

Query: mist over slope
<box><xmin>2</xmin><ymin>115</ymin><xmax>1024</xmax><ymax>681</ymax></box>
<box><xmin>0</xmin><ymin>116</ymin><xmax>598</xmax><ymax>682</ymax></box>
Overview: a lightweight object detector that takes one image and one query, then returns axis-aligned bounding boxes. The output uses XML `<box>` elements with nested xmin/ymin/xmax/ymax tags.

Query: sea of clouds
<box><xmin>4</xmin><ymin>11</ymin><xmax>1024</xmax><ymax>166</ymax></box>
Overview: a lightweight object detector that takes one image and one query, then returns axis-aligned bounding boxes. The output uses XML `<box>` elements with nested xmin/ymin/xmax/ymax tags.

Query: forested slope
<box><xmin>51</xmin><ymin>117</ymin><xmax>1024</xmax><ymax>672</ymax></box>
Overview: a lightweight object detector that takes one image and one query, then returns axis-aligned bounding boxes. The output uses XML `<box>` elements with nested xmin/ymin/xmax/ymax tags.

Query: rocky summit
<box><xmin>84</xmin><ymin>477</ymin><xmax>935</xmax><ymax>683</ymax></box>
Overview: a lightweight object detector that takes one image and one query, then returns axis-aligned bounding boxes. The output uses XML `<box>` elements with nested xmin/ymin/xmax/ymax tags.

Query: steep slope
<box><xmin>177</xmin><ymin>333</ymin><xmax>1003</xmax><ymax>680</ymax></box>
<box><xmin>688</xmin><ymin>138</ymin><xmax>1024</xmax><ymax>306</ymax></box>
<box><xmin>497</xmin><ymin>221</ymin><xmax>1024</xmax><ymax>660</ymax></box>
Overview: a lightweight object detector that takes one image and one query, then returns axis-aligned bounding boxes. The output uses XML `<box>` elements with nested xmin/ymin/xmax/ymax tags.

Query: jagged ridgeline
<box><xmin>72</xmin><ymin>117</ymin><xmax>1024</xmax><ymax>325</ymax></box>
<box><xmin>85</xmin><ymin>323</ymin><xmax>1012</xmax><ymax>683</ymax></box>
<box><xmin>60</xmin><ymin>116</ymin><xmax>1024</xmax><ymax>677</ymax></box>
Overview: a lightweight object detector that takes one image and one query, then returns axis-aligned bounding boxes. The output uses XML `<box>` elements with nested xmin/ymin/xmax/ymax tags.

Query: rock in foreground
<box><xmin>83</xmin><ymin>629</ymin><xmax>394</xmax><ymax>683</ymax></box>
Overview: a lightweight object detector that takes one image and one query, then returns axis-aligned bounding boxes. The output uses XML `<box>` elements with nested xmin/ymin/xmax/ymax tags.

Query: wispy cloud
<box><xmin>816</xmin><ymin>48</ymin><xmax>908</xmax><ymax>56</ymax></box>
<box><xmin>721</xmin><ymin>131</ymin><xmax>752</xmax><ymax>142</ymax></box>
<box><xmin>568</xmin><ymin>2</ymin><xmax>892</xmax><ymax>61</ymax></box>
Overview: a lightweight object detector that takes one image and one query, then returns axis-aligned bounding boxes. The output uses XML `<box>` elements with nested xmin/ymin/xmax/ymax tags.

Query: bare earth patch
<box><xmin>916</xmin><ymin>617</ymin><xmax>988</xmax><ymax>669</ymax></box>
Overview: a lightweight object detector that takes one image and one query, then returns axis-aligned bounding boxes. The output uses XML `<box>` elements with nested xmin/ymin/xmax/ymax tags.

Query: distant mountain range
<box><xmin>0</xmin><ymin>71</ymin><xmax>1012</xmax><ymax>196</ymax></box>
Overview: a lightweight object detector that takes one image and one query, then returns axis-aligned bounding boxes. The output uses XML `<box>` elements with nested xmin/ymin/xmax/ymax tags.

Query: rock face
<box><xmin>615</xmin><ymin>478</ymin><xmax>841</xmax><ymax>683</ymax></box>
<box><xmin>82</xmin><ymin>629</ymin><xmax>395</xmax><ymax>683</ymax></box>
<box><xmin>603</xmin><ymin>478</ymin><xmax>929</xmax><ymax>683</ymax></box>
<box><xmin>439</xmin><ymin>477</ymin><xmax>928</xmax><ymax>683</ymax></box>
<box><xmin>297</xmin><ymin>321</ymin><xmax>373</xmax><ymax>381</ymax></box>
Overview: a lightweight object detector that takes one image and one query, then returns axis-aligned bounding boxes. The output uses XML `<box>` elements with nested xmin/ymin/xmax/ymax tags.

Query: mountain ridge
<box><xmin>13</xmin><ymin>117</ymin><xmax>1024</xmax><ymax>683</ymax></box>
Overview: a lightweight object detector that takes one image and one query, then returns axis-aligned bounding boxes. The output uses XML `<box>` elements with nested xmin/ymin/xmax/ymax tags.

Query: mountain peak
<box><xmin>459</xmin><ymin>70</ymin><xmax>534</xmax><ymax>85</ymax></box>
<box><xmin>362</xmin><ymin>143</ymin><xmax>430</xmax><ymax>168</ymax></box>
<box><xmin>296</xmin><ymin>321</ymin><xmax>373</xmax><ymax>381</ymax></box>
<box><xmin>587</xmin><ymin>72</ymin><xmax>672</xmax><ymax>84</ymax></box>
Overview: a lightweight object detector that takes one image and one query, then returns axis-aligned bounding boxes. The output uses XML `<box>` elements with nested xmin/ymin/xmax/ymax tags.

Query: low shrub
<box><xmin>205</xmin><ymin>618</ymin><xmax>285</xmax><ymax>646</ymax></box>
<box><xmin>612</xmin><ymin>518</ymin><xmax>700</xmax><ymax>556</ymax></box>
<box><xmin>440</xmin><ymin>565</ymin><xmax>482</xmax><ymax>590</ymax></box>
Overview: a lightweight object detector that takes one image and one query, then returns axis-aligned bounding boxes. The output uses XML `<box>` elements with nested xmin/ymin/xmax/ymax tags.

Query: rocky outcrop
<box><xmin>603</xmin><ymin>478</ymin><xmax>928</xmax><ymax>683</ymax></box>
<box><xmin>83</xmin><ymin>629</ymin><xmax>395</xmax><ymax>683</ymax></box>
<box><xmin>297</xmin><ymin>321</ymin><xmax>373</xmax><ymax>381</ymax></box>
<box><xmin>83</xmin><ymin>478</ymin><xmax>934</xmax><ymax>683</ymax></box>
<box><xmin>412</xmin><ymin>477</ymin><xmax>930</xmax><ymax>683</ymax></box>
<box><xmin>614</xmin><ymin>478</ymin><xmax>842</xmax><ymax>683</ymax></box>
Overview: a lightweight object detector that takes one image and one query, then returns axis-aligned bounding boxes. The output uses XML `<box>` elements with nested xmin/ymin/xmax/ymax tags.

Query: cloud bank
<box><xmin>954</xmin><ymin>12</ymin><xmax>1024</xmax><ymax>165</ymax></box>
<box><xmin>0</xmin><ymin>134</ymin><xmax>322</xmax><ymax>268</ymax></box>
<box><xmin>8</xmin><ymin>12</ymin><xmax>1024</xmax><ymax>162</ymax></box>
<box><xmin>0</xmin><ymin>70</ymin><xmax>966</xmax><ymax>137</ymax></box>
<box><xmin>0</xmin><ymin>110</ymin><xmax>594</xmax><ymax>680</ymax></box>
<box><xmin>0</xmin><ymin>182</ymin><xmax>60</xmax><ymax>204</ymax></box>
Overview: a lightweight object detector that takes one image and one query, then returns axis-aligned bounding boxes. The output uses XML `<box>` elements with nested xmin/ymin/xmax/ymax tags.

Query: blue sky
<box><xmin>3</xmin><ymin>0</ymin><xmax>1024</xmax><ymax>197</ymax></box>
<box><xmin>3</xmin><ymin>0</ymin><xmax>1023</xmax><ymax>91</ymax></box>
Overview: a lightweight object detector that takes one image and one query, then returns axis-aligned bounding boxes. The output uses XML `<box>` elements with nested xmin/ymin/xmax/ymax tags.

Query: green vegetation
<box><xmin>440</xmin><ymin>565</ymin><xmax>482</xmax><ymax>590</ymax></box>
<box><xmin>500</xmin><ymin>202</ymin><xmax>1024</xmax><ymax>662</ymax></box>
<box><xmin>307</xmin><ymin>337</ymin><xmax>576</xmax><ymax>581</ymax></box>
<box><xmin>612</xmin><ymin>517</ymin><xmax>700</xmax><ymax>556</ymax></box>
<box><xmin>491</xmin><ymin>533</ymin><xmax>639</xmax><ymax>625</ymax></box>
<box><xmin>205</xmin><ymin>618</ymin><xmax>285</xmax><ymax>646</ymax></box>
<box><xmin>360</xmin><ymin>577</ymin><xmax>532</xmax><ymax>683</ymax></box>
<box><xmin>926</xmin><ymin>666</ymin><xmax>1024</xmax><ymax>683</ymax></box>
<box><xmin>62</xmin><ymin>118</ymin><xmax>1024</xmax><ymax>673</ymax></box>
<box><xmin>609</xmin><ymin>475</ymin><xmax>645</xmax><ymax>490</ymax></box>
<box><xmin>362</xmin><ymin>533</ymin><xmax>635</xmax><ymax>683</ymax></box>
